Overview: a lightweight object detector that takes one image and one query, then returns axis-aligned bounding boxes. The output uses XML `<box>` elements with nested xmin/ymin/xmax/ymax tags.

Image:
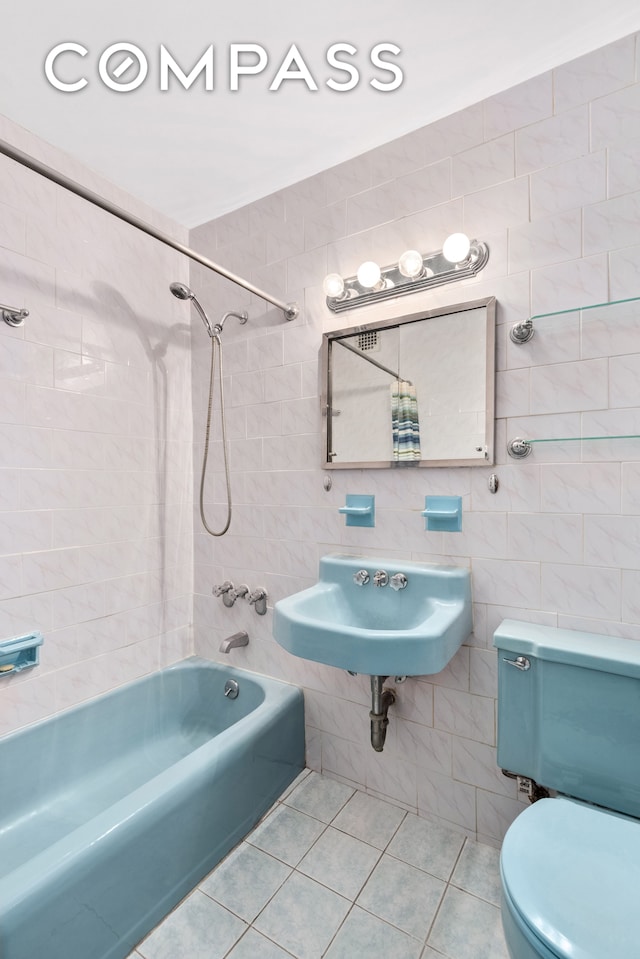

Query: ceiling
<box><xmin>1</xmin><ymin>1</ymin><xmax>639</xmax><ymax>228</ymax></box>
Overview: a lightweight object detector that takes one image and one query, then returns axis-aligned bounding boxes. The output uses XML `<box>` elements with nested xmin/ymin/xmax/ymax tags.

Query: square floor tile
<box><xmin>226</xmin><ymin>928</ymin><xmax>294</xmax><ymax>959</ymax></box>
<box><xmin>451</xmin><ymin>840</ymin><xmax>501</xmax><ymax>906</ymax></box>
<box><xmin>387</xmin><ymin>813</ymin><xmax>465</xmax><ymax>881</ymax></box>
<box><xmin>138</xmin><ymin>890</ymin><xmax>246</xmax><ymax>959</ymax></box>
<box><xmin>247</xmin><ymin>803</ymin><xmax>325</xmax><ymax>866</ymax></box>
<box><xmin>357</xmin><ymin>854</ymin><xmax>446</xmax><ymax>940</ymax></box>
<box><xmin>298</xmin><ymin>825</ymin><xmax>381</xmax><ymax>900</ymax></box>
<box><xmin>284</xmin><ymin>770</ymin><xmax>355</xmax><ymax>823</ymax></box>
<box><xmin>332</xmin><ymin>789</ymin><xmax>407</xmax><ymax>849</ymax></box>
<box><xmin>254</xmin><ymin>871</ymin><xmax>351</xmax><ymax>959</ymax></box>
<box><xmin>200</xmin><ymin>842</ymin><xmax>291</xmax><ymax>922</ymax></box>
<box><xmin>428</xmin><ymin>886</ymin><xmax>509</xmax><ymax>959</ymax></box>
<box><xmin>325</xmin><ymin>906</ymin><xmax>423</xmax><ymax>959</ymax></box>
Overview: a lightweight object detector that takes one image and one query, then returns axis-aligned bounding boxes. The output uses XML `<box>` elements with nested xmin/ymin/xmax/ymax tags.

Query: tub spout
<box><xmin>219</xmin><ymin>630</ymin><xmax>249</xmax><ymax>654</ymax></box>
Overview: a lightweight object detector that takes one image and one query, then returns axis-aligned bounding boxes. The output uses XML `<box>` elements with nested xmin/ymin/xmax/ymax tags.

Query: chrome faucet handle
<box><xmin>213</xmin><ymin>580</ymin><xmax>237</xmax><ymax>608</ymax></box>
<box><xmin>373</xmin><ymin>570</ymin><xmax>388</xmax><ymax>587</ymax></box>
<box><xmin>353</xmin><ymin>569</ymin><xmax>370</xmax><ymax>586</ymax></box>
<box><xmin>248</xmin><ymin>587</ymin><xmax>268</xmax><ymax>616</ymax></box>
<box><xmin>212</xmin><ymin>581</ymin><xmax>234</xmax><ymax>597</ymax></box>
<box><xmin>229</xmin><ymin>584</ymin><xmax>249</xmax><ymax>602</ymax></box>
<box><xmin>389</xmin><ymin>573</ymin><xmax>408</xmax><ymax>591</ymax></box>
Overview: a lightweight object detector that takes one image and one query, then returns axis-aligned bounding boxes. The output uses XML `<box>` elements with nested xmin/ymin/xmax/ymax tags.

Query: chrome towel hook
<box><xmin>1</xmin><ymin>303</ymin><xmax>29</xmax><ymax>327</ymax></box>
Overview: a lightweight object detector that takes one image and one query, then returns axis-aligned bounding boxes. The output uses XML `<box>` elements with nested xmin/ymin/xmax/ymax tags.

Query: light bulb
<box><xmin>442</xmin><ymin>233</ymin><xmax>471</xmax><ymax>263</ymax></box>
<box><xmin>356</xmin><ymin>261</ymin><xmax>382</xmax><ymax>289</ymax></box>
<box><xmin>398</xmin><ymin>249</ymin><xmax>424</xmax><ymax>278</ymax></box>
<box><xmin>323</xmin><ymin>273</ymin><xmax>345</xmax><ymax>298</ymax></box>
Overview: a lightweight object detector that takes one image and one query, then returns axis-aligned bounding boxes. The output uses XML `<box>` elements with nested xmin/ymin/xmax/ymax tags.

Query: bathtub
<box><xmin>0</xmin><ymin>656</ymin><xmax>305</xmax><ymax>959</ymax></box>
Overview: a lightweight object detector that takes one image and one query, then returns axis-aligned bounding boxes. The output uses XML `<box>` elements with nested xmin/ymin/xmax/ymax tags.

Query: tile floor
<box><xmin>128</xmin><ymin>770</ymin><xmax>509</xmax><ymax>959</ymax></box>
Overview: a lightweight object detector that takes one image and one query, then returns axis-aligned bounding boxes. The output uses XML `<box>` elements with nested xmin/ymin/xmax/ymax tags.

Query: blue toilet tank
<box><xmin>494</xmin><ymin>619</ymin><xmax>640</xmax><ymax>820</ymax></box>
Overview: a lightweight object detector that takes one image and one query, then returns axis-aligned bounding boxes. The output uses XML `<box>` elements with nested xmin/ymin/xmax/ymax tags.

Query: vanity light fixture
<box><xmin>323</xmin><ymin>234</ymin><xmax>489</xmax><ymax>313</ymax></box>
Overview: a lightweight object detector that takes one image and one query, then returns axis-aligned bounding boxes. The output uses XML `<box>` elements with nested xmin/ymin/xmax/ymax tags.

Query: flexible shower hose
<box><xmin>199</xmin><ymin>333</ymin><xmax>232</xmax><ymax>536</ymax></box>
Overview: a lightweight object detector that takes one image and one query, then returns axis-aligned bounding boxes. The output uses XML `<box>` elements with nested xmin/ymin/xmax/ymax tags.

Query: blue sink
<box><xmin>273</xmin><ymin>554</ymin><xmax>472</xmax><ymax>676</ymax></box>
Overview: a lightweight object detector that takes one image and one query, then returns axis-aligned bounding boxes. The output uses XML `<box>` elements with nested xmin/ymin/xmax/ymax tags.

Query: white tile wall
<box><xmin>1</xmin><ymin>29</ymin><xmax>639</xmax><ymax>848</ymax></box>
<box><xmin>0</xmin><ymin>120</ymin><xmax>194</xmax><ymax>735</ymax></box>
<box><xmin>190</xmin><ymin>31</ymin><xmax>640</xmax><ymax>845</ymax></box>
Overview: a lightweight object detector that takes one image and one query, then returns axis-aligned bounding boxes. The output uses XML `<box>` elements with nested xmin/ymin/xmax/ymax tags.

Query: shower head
<box><xmin>169</xmin><ymin>281</ymin><xmax>193</xmax><ymax>301</ymax></box>
<box><xmin>170</xmin><ymin>282</ymin><xmax>249</xmax><ymax>339</ymax></box>
<box><xmin>170</xmin><ymin>281</ymin><xmax>214</xmax><ymax>337</ymax></box>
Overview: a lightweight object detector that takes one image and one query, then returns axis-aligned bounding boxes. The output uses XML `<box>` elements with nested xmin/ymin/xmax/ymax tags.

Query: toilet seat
<box><xmin>501</xmin><ymin>797</ymin><xmax>640</xmax><ymax>959</ymax></box>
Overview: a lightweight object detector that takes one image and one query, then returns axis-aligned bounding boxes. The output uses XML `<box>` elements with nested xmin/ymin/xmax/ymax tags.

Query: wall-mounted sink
<box><xmin>273</xmin><ymin>554</ymin><xmax>472</xmax><ymax>676</ymax></box>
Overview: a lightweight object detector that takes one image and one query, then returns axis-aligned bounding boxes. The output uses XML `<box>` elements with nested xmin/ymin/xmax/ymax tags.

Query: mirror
<box><xmin>321</xmin><ymin>296</ymin><xmax>495</xmax><ymax>469</ymax></box>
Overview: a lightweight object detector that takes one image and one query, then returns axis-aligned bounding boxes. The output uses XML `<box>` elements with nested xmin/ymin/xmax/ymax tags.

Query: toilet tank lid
<box><xmin>493</xmin><ymin>619</ymin><xmax>640</xmax><ymax>679</ymax></box>
<box><xmin>502</xmin><ymin>797</ymin><xmax>640</xmax><ymax>959</ymax></box>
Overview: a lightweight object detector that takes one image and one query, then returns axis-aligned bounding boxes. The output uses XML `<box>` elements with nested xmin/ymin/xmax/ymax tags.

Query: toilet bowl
<box><xmin>494</xmin><ymin>620</ymin><xmax>640</xmax><ymax>959</ymax></box>
<box><xmin>500</xmin><ymin>797</ymin><xmax>640</xmax><ymax>958</ymax></box>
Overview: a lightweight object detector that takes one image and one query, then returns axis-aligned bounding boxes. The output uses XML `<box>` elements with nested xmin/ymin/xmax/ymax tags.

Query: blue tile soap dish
<box><xmin>422</xmin><ymin>495</ymin><xmax>462</xmax><ymax>532</ymax></box>
<box><xmin>0</xmin><ymin>632</ymin><xmax>44</xmax><ymax>676</ymax></box>
<box><xmin>338</xmin><ymin>494</ymin><xmax>375</xmax><ymax>527</ymax></box>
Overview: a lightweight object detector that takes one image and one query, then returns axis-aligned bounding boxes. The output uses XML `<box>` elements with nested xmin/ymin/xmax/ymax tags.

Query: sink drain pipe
<box><xmin>370</xmin><ymin>675</ymin><xmax>396</xmax><ymax>751</ymax></box>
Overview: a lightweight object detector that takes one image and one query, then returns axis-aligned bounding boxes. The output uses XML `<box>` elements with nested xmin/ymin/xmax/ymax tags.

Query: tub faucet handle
<box><xmin>229</xmin><ymin>584</ymin><xmax>249</xmax><ymax>602</ymax></box>
<box><xmin>213</xmin><ymin>580</ymin><xmax>237</xmax><ymax>608</ymax></box>
<box><xmin>248</xmin><ymin>587</ymin><xmax>268</xmax><ymax>616</ymax></box>
<box><xmin>353</xmin><ymin>569</ymin><xmax>370</xmax><ymax>586</ymax></box>
<box><xmin>213</xmin><ymin>581</ymin><xmax>233</xmax><ymax>597</ymax></box>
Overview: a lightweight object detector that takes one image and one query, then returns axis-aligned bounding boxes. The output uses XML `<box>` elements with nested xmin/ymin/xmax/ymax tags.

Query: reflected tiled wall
<box><xmin>0</xmin><ymin>119</ymin><xmax>194</xmax><ymax>735</ymax></box>
<box><xmin>190</xmin><ymin>32</ymin><xmax>640</xmax><ymax>845</ymax></box>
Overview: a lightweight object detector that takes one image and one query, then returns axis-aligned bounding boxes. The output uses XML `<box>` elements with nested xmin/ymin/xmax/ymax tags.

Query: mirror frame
<box><xmin>321</xmin><ymin>296</ymin><xmax>496</xmax><ymax>469</ymax></box>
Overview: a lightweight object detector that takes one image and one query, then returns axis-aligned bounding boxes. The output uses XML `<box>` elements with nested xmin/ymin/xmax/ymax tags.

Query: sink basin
<box><xmin>273</xmin><ymin>553</ymin><xmax>472</xmax><ymax>676</ymax></box>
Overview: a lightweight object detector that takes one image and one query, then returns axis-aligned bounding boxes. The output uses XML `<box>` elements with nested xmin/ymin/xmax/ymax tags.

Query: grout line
<box><xmin>221</xmin><ymin>923</ymin><xmax>298</xmax><ymax>959</ymax></box>
<box><xmin>321</xmin><ymin>901</ymin><xmax>355</xmax><ymax>957</ymax></box>
<box><xmin>449</xmin><ymin>835</ymin><xmax>468</xmax><ymax>880</ymax></box>
<box><xmin>422</xmin><ymin>837</ymin><xmax>468</xmax><ymax>948</ymax></box>
<box><xmin>351</xmin><ymin>897</ymin><xmax>427</xmax><ymax>939</ymax></box>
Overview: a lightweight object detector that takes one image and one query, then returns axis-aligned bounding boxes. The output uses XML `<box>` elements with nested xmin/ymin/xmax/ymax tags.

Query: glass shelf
<box><xmin>507</xmin><ymin>295</ymin><xmax>640</xmax><ymax>457</ymax></box>
<box><xmin>529</xmin><ymin>434</ymin><xmax>640</xmax><ymax>444</ymax></box>
<box><xmin>528</xmin><ymin>295</ymin><xmax>640</xmax><ymax>322</ymax></box>
<box><xmin>508</xmin><ymin>435</ymin><xmax>640</xmax><ymax>457</ymax></box>
<box><xmin>510</xmin><ymin>295</ymin><xmax>640</xmax><ymax>345</ymax></box>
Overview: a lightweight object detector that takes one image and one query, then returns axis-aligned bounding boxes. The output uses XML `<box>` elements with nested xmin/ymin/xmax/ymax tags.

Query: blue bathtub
<box><xmin>0</xmin><ymin>657</ymin><xmax>305</xmax><ymax>959</ymax></box>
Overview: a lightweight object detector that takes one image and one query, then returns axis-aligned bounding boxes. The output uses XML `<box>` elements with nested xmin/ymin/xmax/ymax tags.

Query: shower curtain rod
<box><xmin>0</xmin><ymin>137</ymin><xmax>299</xmax><ymax>321</ymax></box>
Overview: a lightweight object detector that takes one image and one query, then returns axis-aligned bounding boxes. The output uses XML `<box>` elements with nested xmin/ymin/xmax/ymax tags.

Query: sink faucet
<box><xmin>219</xmin><ymin>630</ymin><xmax>249</xmax><ymax>653</ymax></box>
<box><xmin>373</xmin><ymin>570</ymin><xmax>388</xmax><ymax>587</ymax></box>
<box><xmin>390</xmin><ymin>573</ymin><xmax>408</xmax><ymax>590</ymax></box>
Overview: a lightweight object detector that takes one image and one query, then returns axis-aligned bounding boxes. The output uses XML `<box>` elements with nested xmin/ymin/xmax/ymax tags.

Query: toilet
<box><xmin>494</xmin><ymin>619</ymin><xmax>640</xmax><ymax>959</ymax></box>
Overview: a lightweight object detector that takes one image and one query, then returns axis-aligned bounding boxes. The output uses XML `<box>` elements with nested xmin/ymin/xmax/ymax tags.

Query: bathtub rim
<box><xmin>0</xmin><ymin>654</ymin><xmax>301</xmax><ymax>746</ymax></box>
<box><xmin>0</xmin><ymin>655</ymin><xmax>304</xmax><ymax>907</ymax></box>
